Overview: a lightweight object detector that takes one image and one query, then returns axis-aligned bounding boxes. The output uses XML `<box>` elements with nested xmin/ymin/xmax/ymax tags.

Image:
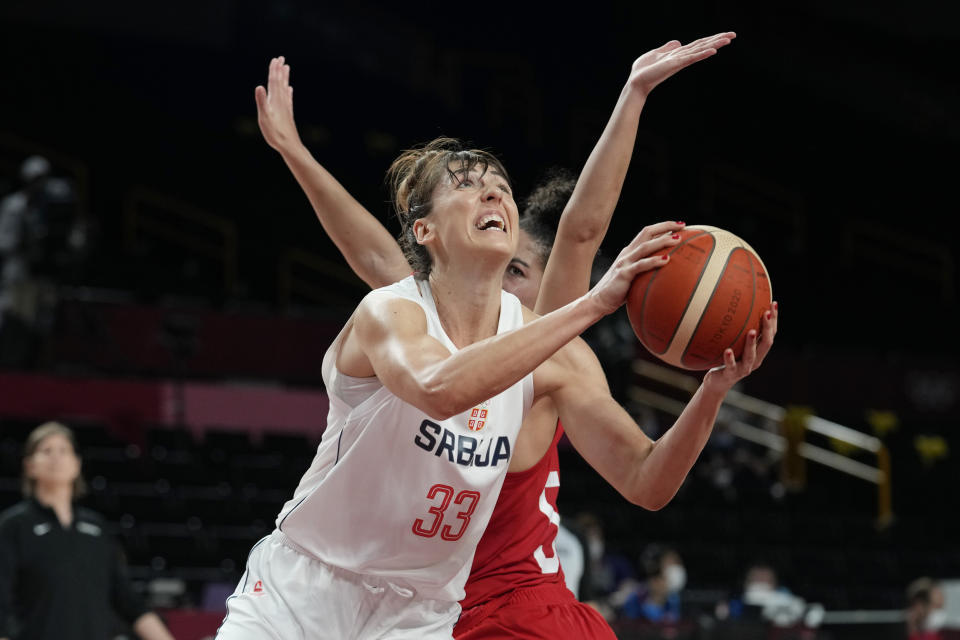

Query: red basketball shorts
<box><xmin>454</xmin><ymin>582</ymin><xmax>616</xmax><ymax>640</ymax></box>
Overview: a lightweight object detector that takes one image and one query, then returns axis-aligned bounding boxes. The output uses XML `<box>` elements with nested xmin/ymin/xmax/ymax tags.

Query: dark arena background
<box><xmin>1</xmin><ymin>1</ymin><xmax>958</xmax><ymax>638</ymax></box>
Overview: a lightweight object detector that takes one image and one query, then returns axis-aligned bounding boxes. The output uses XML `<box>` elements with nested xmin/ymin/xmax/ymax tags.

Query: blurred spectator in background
<box><xmin>696</xmin><ymin>399</ymin><xmax>783</xmax><ymax>507</ymax></box>
<box><xmin>0</xmin><ymin>156</ymin><xmax>44</xmax><ymax>347</ymax></box>
<box><xmin>0</xmin><ymin>422</ymin><xmax>174</xmax><ymax>640</ymax></box>
<box><xmin>0</xmin><ymin>155</ymin><xmax>86</xmax><ymax>369</ymax></box>
<box><xmin>554</xmin><ymin>519</ymin><xmax>586</xmax><ymax>599</ymax></box>
<box><xmin>717</xmin><ymin>561</ymin><xmax>820</xmax><ymax>629</ymax></box>
<box><xmin>575</xmin><ymin>511</ymin><xmax>637</xmax><ymax>619</ymax></box>
<box><xmin>724</xmin><ymin>562</ymin><xmax>784</xmax><ymax>620</ymax></box>
<box><xmin>906</xmin><ymin>576</ymin><xmax>946</xmax><ymax>640</ymax></box>
<box><xmin>618</xmin><ymin>544</ymin><xmax>686</xmax><ymax>623</ymax></box>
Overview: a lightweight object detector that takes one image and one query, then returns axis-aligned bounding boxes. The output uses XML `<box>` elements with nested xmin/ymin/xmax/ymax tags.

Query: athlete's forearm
<box><xmin>629</xmin><ymin>383</ymin><xmax>727</xmax><ymax>509</ymax></box>
<box><xmin>536</xmin><ymin>83</ymin><xmax>646</xmax><ymax>313</ymax></box>
<box><xmin>418</xmin><ymin>294</ymin><xmax>610</xmax><ymax>419</ymax></box>
<box><xmin>278</xmin><ymin>142</ymin><xmax>410</xmax><ymax>288</ymax></box>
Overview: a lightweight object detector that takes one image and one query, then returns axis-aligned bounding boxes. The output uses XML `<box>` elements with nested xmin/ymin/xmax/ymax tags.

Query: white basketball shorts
<box><xmin>215</xmin><ymin>531</ymin><xmax>461</xmax><ymax>640</ymax></box>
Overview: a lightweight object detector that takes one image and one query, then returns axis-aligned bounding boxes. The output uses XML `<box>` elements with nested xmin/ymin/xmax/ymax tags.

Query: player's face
<box><xmin>502</xmin><ymin>230</ymin><xmax>545</xmax><ymax>308</ymax></box>
<box><xmin>424</xmin><ymin>164</ymin><xmax>518</xmax><ymax>268</ymax></box>
<box><xmin>24</xmin><ymin>433</ymin><xmax>81</xmax><ymax>491</ymax></box>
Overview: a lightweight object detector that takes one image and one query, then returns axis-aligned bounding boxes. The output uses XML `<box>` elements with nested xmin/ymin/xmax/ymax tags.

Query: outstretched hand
<box><xmin>588</xmin><ymin>221</ymin><xmax>685</xmax><ymax>315</ymax></box>
<box><xmin>629</xmin><ymin>31</ymin><xmax>736</xmax><ymax>97</ymax></box>
<box><xmin>254</xmin><ymin>56</ymin><xmax>302</xmax><ymax>153</ymax></box>
<box><xmin>703</xmin><ymin>301</ymin><xmax>778</xmax><ymax>393</ymax></box>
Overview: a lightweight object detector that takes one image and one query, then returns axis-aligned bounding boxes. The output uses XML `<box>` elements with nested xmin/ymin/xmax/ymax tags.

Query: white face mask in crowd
<box><xmin>665</xmin><ymin>564</ymin><xmax>687</xmax><ymax>594</ymax></box>
<box><xmin>587</xmin><ymin>537</ymin><xmax>604</xmax><ymax>562</ymax></box>
<box><xmin>745</xmin><ymin>581</ymin><xmax>774</xmax><ymax>596</ymax></box>
<box><xmin>927</xmin><ymin>608</ymin><xmax>947</xmax><ymax>630</ymax></box>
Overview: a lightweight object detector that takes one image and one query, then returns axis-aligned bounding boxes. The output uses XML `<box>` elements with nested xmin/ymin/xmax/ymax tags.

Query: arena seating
<box><xmin>2</xmin><ymin>415</ymin><xmax>943</xmax><ymax>618</ymax></box>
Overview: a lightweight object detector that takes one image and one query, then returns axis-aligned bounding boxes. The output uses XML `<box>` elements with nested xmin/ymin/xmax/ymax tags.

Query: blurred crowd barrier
<box><xmin>0</xmin><ymin>371</ymin><xmax>328</xmax><ymax>441</ymax></box>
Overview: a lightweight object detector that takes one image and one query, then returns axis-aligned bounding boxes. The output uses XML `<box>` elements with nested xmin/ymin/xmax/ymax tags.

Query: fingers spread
<box><xmin>639</xmin><ymin>220</ymin><xmax>686</xmax><ymax>241</ymax></box>
<box><xmin>623</xmin><ymin>233</ymin><xmax>679</xmax><ymax>264</ymax></box>
<box><xmin>615</xmin><ymin>225</ymin><xmax>684</xmax><ymax>280</ymax></box>
<box><xmin>624</xmin><ymin>254</ymin><xmax>671</xmax><ymax>280</ymax></box>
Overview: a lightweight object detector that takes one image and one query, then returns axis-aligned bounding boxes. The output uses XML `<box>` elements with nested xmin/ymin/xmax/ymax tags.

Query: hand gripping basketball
<box><xmin>588</xmin><ymin>221</ymin><xmax>685</xmax><ymax>315</ymax></box>
<box><xmin>703</xmin><ymin>301</ymin><xmax>778</xmax><ymax>392</ymax></box>
<box><xmin>626</xmin><ymin>225</ymin><xmax>772</xmax><ymax>370</ymax></box>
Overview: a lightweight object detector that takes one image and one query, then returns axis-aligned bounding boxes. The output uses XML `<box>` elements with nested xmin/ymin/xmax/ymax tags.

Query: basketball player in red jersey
<box><xmin>255</xmin><ymin>32</ymin><xmax>777</xmax><ymax>639</ymax></box>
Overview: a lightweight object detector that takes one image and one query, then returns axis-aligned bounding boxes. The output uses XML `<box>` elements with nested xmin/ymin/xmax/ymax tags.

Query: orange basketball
<box><xmin>626</xmin><ymin>225</ymin><xmax>772</xmax><ymax>370</ymax></box>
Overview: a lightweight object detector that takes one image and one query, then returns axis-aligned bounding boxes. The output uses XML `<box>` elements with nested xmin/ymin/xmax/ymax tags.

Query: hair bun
<box><xmin>523</xmin><ymin>167</ymin><xmax>576</xmax><ymax>225</ymax></box>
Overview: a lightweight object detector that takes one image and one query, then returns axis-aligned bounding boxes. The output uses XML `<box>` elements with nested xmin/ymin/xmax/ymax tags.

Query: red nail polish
<box><xmin>773</xmin><ymin>301</ymin><xmax>778</xmax><ymax>310</ymax></box>
<box><xmin>677</xmin><ymin>221</ymin><xmax>685</xmax><ymax>225</ymax></box>
<box><xmin>765</xmin><ymin>311</ymin><xmax>771</xmax><ymax>320</ymax></box>
<box><xmin>672</xmin><ymin>234</ymin><xmax>680</xmax><ymax>239</ymax></box>
<box><xmin>661</xmin><ymin>254</ymin><xmax>669</xmax><ymax>260</ymax></box>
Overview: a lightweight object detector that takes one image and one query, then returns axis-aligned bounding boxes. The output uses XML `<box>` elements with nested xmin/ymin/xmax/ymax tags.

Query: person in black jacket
<box><xmin>0</xmin><ymin>422</ymin><xmax>174</xmax><ymax>640</ymax></box>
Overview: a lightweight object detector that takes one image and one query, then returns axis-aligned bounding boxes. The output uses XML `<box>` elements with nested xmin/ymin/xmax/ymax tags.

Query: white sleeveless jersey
<box><xmin>275</xmin><ymin>276</ymin><xmax>533</xmax><ymax>602</ymax></box>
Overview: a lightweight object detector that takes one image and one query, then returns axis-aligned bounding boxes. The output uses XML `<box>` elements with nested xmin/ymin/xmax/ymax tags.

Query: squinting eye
<box><xmin>506</xmin><ymin>265</ymin><xmax>525</xmax><ymax>278</ymax></box>
<box><xmin>457</xmin><ymin>179</ymin><xmax>474</xmax><ymax>188</ymax></box>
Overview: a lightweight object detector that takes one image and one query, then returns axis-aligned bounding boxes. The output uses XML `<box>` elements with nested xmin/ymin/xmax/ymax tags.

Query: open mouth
<box><xmin>476</xmin><ymin>213</ymin><xmax>506</xmax><ymax>233</ymax></box>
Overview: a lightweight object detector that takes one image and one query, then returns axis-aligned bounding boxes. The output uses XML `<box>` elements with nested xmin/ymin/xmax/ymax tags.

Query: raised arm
<box><xmin>255</xmin><ymin>56</ymin><xmax>411</xmax><ymax>288</ymax></box>
<box><xmin>339</xmin><ymin>229</ymin><xmax>681</xmax><ymax>419</ymax></box>
<box><xmin>535</xmin><ymin>31</ymin><xmax>736</xmax><ymax>314</ymax></box>
<box><xmin>542</xmin><ymin>302</ymin><xmax>777</xmax><ymax>510</ymax></box>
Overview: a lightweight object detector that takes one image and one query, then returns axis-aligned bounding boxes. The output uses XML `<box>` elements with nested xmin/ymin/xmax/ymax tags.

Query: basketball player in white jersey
<box><xmin>217</xmin><ymin>132</ymin><xmax>775</xmax><ymax>639</ymax></box>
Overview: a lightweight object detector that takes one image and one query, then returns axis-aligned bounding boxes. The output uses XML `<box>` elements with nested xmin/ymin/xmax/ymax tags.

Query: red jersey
<box><xmin>460</xmin><ymin>420</ymin><xmax>567</xmax><ymax>611</ymax></box>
